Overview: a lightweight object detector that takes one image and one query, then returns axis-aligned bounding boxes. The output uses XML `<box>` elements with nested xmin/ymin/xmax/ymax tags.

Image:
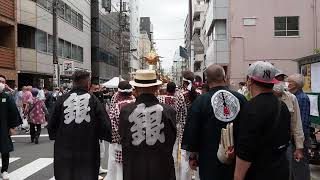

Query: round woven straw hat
<box><xmin>130</xmin><ymin>70</ymin><xmax>162</xmax><ymax>87</ymax></box>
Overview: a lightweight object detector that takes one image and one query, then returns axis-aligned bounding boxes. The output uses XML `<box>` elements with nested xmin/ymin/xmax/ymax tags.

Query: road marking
<box><xmin>11</xmin><ymin>134</ymin><xmax>49</xmax><ymax>138</ymax></box>
<box><xmin>10</xmin><ymin>158</ymin><xmax>53</xmax><ymax>180</ymax></box>
<box><xmin>0</xmin><ymin>158</ymin><xmax>20</xmax><ymax>167</ymax></box>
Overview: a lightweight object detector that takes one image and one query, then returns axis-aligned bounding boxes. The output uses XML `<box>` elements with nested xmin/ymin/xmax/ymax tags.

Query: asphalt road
<box><xmin>311</xmin><ymin>164</ymin><xmax>320</xmax><ymax>180</ymax></box>
<box><xmin>1</xmin><ymin>129</ymin><xmax>320</xmax><ymax>180</ymax></box>
<box><xmin>1</xmin><ymin>129</ymin><xmax>109</xmax><ymax>180</ymax></box>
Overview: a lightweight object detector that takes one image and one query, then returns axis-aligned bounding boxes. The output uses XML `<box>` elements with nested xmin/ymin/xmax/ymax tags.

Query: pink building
<box><xmin>192</xmin><ymin>0</ymin><xmax>320</xmax><ymax>84</ymax></box>
<box><xmin>229</xmin><ymin>0</ymin><xmax>320</xmax><ymax>84</ymax></box>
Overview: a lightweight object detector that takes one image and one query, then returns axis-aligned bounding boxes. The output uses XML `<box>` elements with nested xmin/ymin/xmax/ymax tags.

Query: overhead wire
<box><xmin>20</xmin><ymin>0</ymin><xmax>186</xmax><ymax>49</ymax></box>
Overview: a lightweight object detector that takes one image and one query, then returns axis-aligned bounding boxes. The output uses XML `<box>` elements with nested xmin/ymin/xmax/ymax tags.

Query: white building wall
<box><xmin>203</xmin><ymin>0</ymin><xmax>229</xmax><ymax>68</ymax></box>
<box><xmin>127</xmin><ymin>0</ymin><xmax>140</xmax><ymax>71</ymax></box>
<box><xmin>139</xmin><ymin>32</ymin><xmax>151</xmax><ymax>68</ymax></box>
<box><xmin>17</xmin><ymin>0</ymin><xmax>91</xmax><ymax>74</ymax></box>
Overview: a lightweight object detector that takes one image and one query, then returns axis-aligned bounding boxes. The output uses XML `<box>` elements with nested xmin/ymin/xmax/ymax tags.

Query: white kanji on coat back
<box><xmin>129</xmin><ymin>103</ymin><xmax>165</xmax><ymax>146</ymax></box>
<box><xmin>63</xmin><ymin>93</ymin><xmax>91</xmax><ymax>124</ymax></box>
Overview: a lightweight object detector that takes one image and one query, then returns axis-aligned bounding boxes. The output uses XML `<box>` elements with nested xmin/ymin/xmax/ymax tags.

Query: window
<box><xmin>274</xmin><ymin>16</ymin><xmax>299</xmax><ymax>36</ymax></box>
<box><xmin>71</xmin><ymin>10</ymin><xmax>78</xmax><ymax>27</ymax></box>
<box><xmin>65</xmin><ymin>5</ymin><xmax>71</xmax><ymax>23</ymax></box>
<box><xmin>213</xmin><ymin>20</ymin><xmax>227</xmax><ymax>40</ymax></box>
<box><xmin>64</xmin><ymin>41</ymin><xmax>71</xmax><ymax>58</ymax></box>
<box><xmin>58</xmin><ymin>1</ymin><xmax>65</xmax><ymax>18</ymax></box>
<box><xmin>243</xmin><ymin>18</ymin><xmax>256</xmax><ymax>26</ymax></box>
<box><xmin>78</xmin><ymin>46</ymin><xmax>83</xmax><ymax>61</ymax></box>
<box><xmin>194</xmin><ymin>62</ymin><xmax>201</xmax><ymax>72</ymax></box>
<box><xmin>72</xmin><ymin>44</ymin><xmax>78</xmax><ymax>59</ymax></box>
<box><xmin>77</xmin><ymin>14</ymin><xmax>83</xmax><ymax>31</ymax></box>
<box><xmin>47</xmin><ymin>0</ymin><xmax>53</xmax><ymax>12</ymax></box>
<box><xmin>18</xmin><ymin>24</ymin><xmax>36</xmax><ymax>49</ymax></box>
<box><xmin>36</xmin><ymin>30</ymin><xmax>47</xmax><ymax>52</ymax></box>
<box><xmin>59</xmin><ymin>39</ymin><xmax>64</xmax><ymax>57</ymax></box>
<box><xmin>36</xmin><ymin>0</ymin><xmax>82</xmax><ymax>31</ymax></box>
<box><xmin>48</xmin><ymin>34</ymin><xmax>53</xmax><ymax>53</ymax></box>
<box><xmin>38</xmin><ymin>0</ymin><xmax>47</xmax><ymax>9</ymax></box>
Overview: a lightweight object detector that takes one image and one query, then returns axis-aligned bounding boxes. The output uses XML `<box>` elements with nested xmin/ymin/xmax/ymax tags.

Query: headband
<box><xmin>118</xmin><ymin>88</ymin><xmax>133</xmax><ymax>93</ymax></box>
<box><xmin>183</xmin><ymin>78</ymin><xmax>193</xmax><ymax>91</ymax></box>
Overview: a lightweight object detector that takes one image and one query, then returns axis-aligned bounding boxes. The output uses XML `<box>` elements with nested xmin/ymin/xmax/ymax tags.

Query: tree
<box><xmin>314</xmin><ymin>48</ymin><xmax>320</xmax><ymax>54</ymax></box>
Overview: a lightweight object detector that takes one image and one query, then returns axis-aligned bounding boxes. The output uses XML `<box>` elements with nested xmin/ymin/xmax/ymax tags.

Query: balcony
<box><xmin>195</xmin><ymin>53</ymin><xmax>204</xmax><ymax>62</ymax></box>
<box><xmin>193</xmin><ymin>4</ymin><xmax>206</xmax><ymax>19</ymax></box>
<box><xmin>0</xmin><ymin>46</ymin><xmax>15</xmax><ymax>69</ymax></box>
<box><xmin>193</xmin><ymin>20</ymin><xmax>201</xmax><ymax>33</ymax></box>
<box><xmin>194</xmin><ymin>4</ymin><xmax>206</xmax><ymax>13</ymax></box>
<box><xmin>0</xmin><ymin>0</ymin><xmax>15</xmax><ymax>20</ymax></box>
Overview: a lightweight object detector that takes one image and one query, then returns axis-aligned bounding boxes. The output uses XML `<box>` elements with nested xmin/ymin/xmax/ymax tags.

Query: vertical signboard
<box><xmin>53</xmin><ymin>64</ymin><xmax>59</xmax><ymax>87</ymax></box>
<box><xmin>301</xmin><ymin>64</ymin><xmax>311</xmax><ymax>92</ymax></box>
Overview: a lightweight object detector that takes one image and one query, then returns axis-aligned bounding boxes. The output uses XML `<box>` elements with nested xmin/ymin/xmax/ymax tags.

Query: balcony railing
<box><xmin>0</xmin><ymin>46</ymin><xmax>15</xmax><ymax>69</ymax></box>
<box><xmin>0</xmin><ymin>0</ymin><xmax>15</xmax><ymax>20</ymax></box>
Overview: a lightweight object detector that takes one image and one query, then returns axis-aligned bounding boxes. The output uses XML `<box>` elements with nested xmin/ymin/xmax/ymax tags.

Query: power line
<box><xmin>18</xmin><ymin>12</ymin><xmax>185</xmax><ymax>42</ymax></box>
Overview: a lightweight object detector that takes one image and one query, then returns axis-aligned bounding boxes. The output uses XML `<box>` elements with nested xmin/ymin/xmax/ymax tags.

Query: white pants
<box><xmin>173</xmin><ymin>141</ymin><xmax>200</xmax><ymax>180</ymax></box>
<box><xmin>104</xmin><ymin>144</ymin><xmax>123</xmax><ymax>180</ymax></box>
<box><xmin>100</xmin><ymin>140</ymin><xmax>106</xmax><ymax>159</ymax></box>
<box><xmin>173</xmin><ymin>140</ymin><xmax>193</xmax><ymax>180</ymax></box>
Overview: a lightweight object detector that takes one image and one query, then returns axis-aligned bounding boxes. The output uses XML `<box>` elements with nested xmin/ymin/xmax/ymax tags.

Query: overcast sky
<box><xmin>140</xmin><ymin>0</ymin><xmax>188</xmax><ymax>71</ymax></box>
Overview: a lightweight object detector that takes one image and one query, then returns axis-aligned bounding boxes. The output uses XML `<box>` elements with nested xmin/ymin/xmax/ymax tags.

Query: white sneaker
<box><xmin>99</xmin><ymin>167</ymin><xmax>108</xmax><ymax>174</ymax></box>
<box><xmin>98</xmin><ymin>175</ymin><xmax>104</xmax><ymax>180</ymax></box>
<box><xmin>2</xmin><ymin>171</ymin><xmax>9</xmax><ymax>180</ymax></box>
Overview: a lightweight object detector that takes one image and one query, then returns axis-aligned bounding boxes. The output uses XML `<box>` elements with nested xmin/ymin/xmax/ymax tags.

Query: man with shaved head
<box><xmin>182</xmin><ymin>64</ymin><xmax>247</xmax><ymax>180</ymax></box>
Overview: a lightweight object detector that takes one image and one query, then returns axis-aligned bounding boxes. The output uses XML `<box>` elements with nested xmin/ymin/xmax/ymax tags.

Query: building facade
<box><xmin>191</xmin><ymin>0</ymin><xmax>320</xmax><ymax>84</ymax></box>
<box><xmin>140</xmin><ymin>17</ymin><xmax>153</xmax><ymax>42</ymax></box>
<box><xmin>190</xmin><ymin>0</ymin><xmax>206</xmax><ymax>79</ymax></box>
<box><xmin>230</xmin><ymin>0</ymin><xmax>320</xmax><ymax>84</ymax></box>
<box><xmin>0</xmin><ymin>0</ymin><xmax>17</xmax><ymax>87</ymax></box>
<box><xmin>127</xmin><ymin>0</ymin><xmax>140</xmax><ymax>73</ymax></box>
<box><xmin>91</xmin><ymin>0</ymin><xmax>120</xmax><ymax>82</ymax></box>
<box><xmin>184</xmin><ymin>14</ymin><xmax>191</xmax><ymax>70</ymax></box>
<box><xmin>139</xmin><ymin>31</ymin><xmax>151</xmax><ymax>69</ymax></box>
<box><xmin>17</xmin><ymin>0</ymin><xmax>91</xmax><ymax>88</ymax></box>
<box><xmin>111</xmin><ymin>0</ymin><xmax>140</xmax><ymax>76</ymax></box>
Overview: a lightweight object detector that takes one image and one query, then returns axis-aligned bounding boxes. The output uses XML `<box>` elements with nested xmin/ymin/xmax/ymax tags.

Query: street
<box><xmin>0</xmin><ymin>128</ymin><xmax>319</xmax><ymax>180</ymax></box>
<box><xmin>2</xmin><ymin>130</ymin><xmax>320</xmax><ymax>180</ymax></box>
<box><xmin>0</xmin><ymin>129</ymin><xmax>109</xmax><ymax>180</ymax></box>
<box><xmin>311</xmin><ymin>165</ymin><xmax>320</xmax><ymax>180</ymax></box>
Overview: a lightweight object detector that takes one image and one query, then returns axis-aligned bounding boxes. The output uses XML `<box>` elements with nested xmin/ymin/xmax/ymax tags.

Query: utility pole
<box><xmin>118</xmin><ymin>0</ymin><xmax>123</xmax><ymax>83</ymax></box>
<box><xmin>52</xmin><ymin>0</ymin><xmax>60</xmax><ymax>87</ymax></box>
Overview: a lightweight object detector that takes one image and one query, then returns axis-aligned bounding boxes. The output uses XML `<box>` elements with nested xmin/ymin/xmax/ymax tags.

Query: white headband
<box><xmin>118</xmin><ymin>88</ymin><xmax>133</xmax><ymax>93</ymax></box>
<box><xmin>183</xmin><ymin>78</ymin><xmax>193</xmax><ymax>91</ymax></box>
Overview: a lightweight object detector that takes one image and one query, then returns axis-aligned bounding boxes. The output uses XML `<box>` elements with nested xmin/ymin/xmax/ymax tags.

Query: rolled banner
<box><xmin>223</xmin><ymin>129</ymin><xmax>228</xmax><ymax>149</ymax></box>
<box><xmin>220</xmin><ymin>129</ymin><xmax>225</xmax><ymax>149</ymax></box>
<box><xmin>217</xmin><ymin>123</ymin><xmax>235</xmax><ymax>165</ymax></box>
<box><xmin>229</xmin><ymin>123</ymin><xmax>234</xmax><ymax>147</ymax></box>
<box><xmin>225</xmin><ymin>127</ymin><xmax>231</xmax><ymax>149</ymax></box>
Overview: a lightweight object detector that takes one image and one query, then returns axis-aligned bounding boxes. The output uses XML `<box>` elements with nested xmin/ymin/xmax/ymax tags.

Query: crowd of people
<box><xmin>0</xmin><ymin>60</ymin><xmax>314</xmax><ymax>180</ymax></box>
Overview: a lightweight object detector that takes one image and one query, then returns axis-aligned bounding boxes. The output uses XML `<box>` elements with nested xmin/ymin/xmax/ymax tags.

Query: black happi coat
<box><xmin>182</xmin><ymin>87</ymin><xmax>247</xmax><ymax>180</ymax></box>
<box><xmin>0</xmin><ymin>92</ymin><xmax>21</xmax><ymax>153</ymax></box>
<box><xmin>48</xmin><ymin>88</ymin><xmax>112</xmax><ymax>180</ymax></box>
<box><xmin>119</xmin><ymin>94</ymin><xmax>177</xmax><ymax>180</ymax></box>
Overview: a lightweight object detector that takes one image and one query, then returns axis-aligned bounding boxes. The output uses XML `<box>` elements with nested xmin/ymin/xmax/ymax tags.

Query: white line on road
<box><xmin>11</xmin><ymin>134</ymin><xmax>49</xmax><ymax>138</ymax></box>
<box><xmin>0</xmin><ymin>158</ymin><xmax>20</xmax><ymax>167</ymax></box>
<box><xmin>10</xmin><ymin>158</ymin><xmax>53</xmax><ymax>180</ymax></box>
